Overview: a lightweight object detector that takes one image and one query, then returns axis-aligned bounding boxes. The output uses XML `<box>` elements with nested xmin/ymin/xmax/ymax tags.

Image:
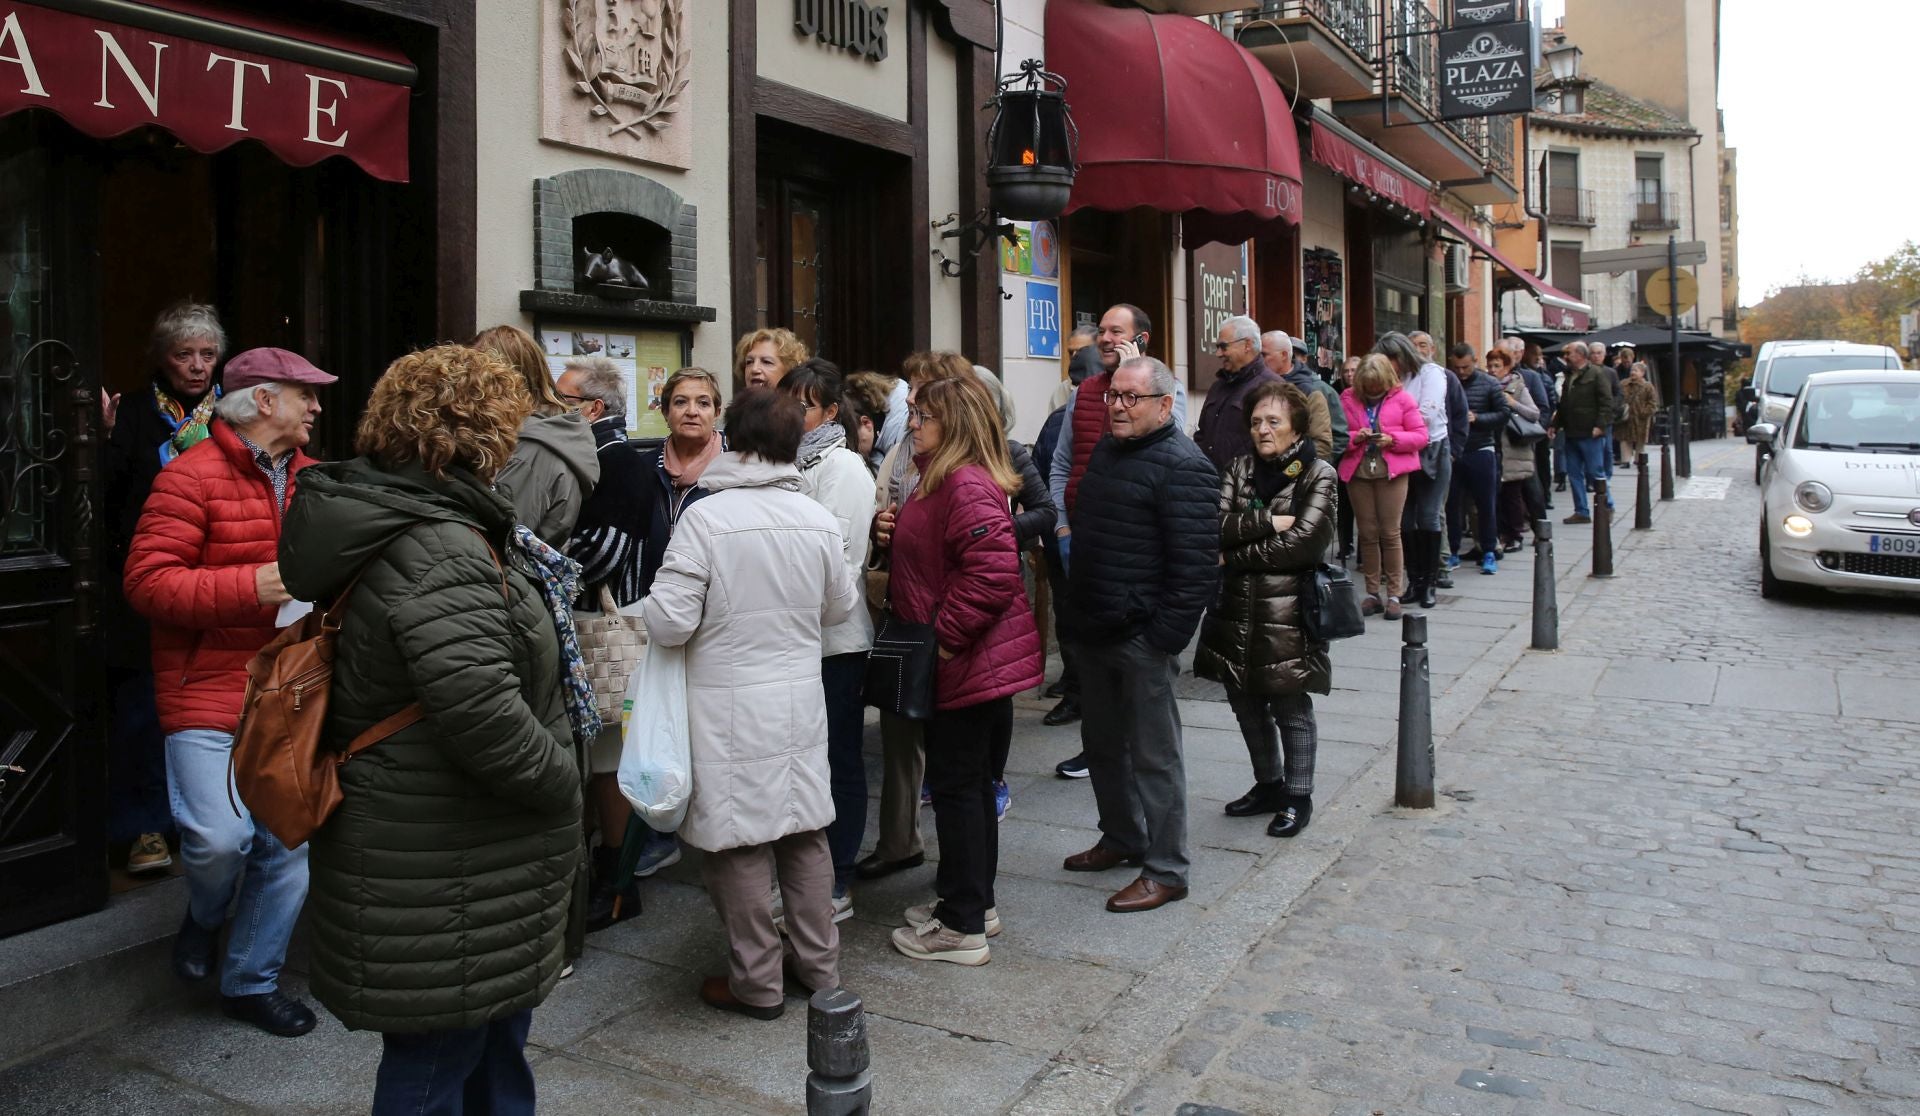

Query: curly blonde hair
<box><xmin>733</xmin><ymin>328</ymin><xmax>808</xmax><ymax>383</ymax></box>
<box><xmin>472</xmin><ymin>324</ymin><xmax>565</xmax><ymax>415</ymax></box>
<box><xmin>357</xmin><ymin>345</ymin><xmax>532</xmax><ymax>483</ymax></box>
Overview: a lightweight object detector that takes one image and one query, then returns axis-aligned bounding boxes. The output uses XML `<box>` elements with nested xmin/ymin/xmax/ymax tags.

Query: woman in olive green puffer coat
<box><xmin>278</xmin><ymin>347</ymin><xmax>582</xmax><ymax>1108</ymax></box>
<box><xmin>1194</xmin><ymin>382</ymin><xmax>1338</xmax><ymax>841</ymax></box>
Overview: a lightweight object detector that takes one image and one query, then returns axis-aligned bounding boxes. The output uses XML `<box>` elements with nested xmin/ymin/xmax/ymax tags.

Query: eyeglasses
<box><xmin>1250</xmin><ymin>416</ymin><xmax>1291</xmax><ymax>431</ymax></box>
<box><xmin>1212</xmin><ymin>338</ymin><xmax>1249</xmax><ymax>354</ymax></box>
<box><xmin>1102</xmin><ymin>390</ymin><xmax>1168</xmax><ymax>408</ymax></box>
<box><xmin>556</xmin><ymin>392</ymin><xmax>593</xmax><ymax>406</ymax></box>
<box><xmin>907</xmin><ymin>406</ymin><xmax>936</xmax><ymax>426</ymax></box>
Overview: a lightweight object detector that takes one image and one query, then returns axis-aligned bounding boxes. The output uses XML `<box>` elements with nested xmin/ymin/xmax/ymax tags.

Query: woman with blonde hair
<box><xmin>1336</xmin><ymin>354</ymin><xmax>1430</xmax><ymax>617</ymax></box>
<box><xmin>473</xmin><ymin>324</ymin><xmax>599</xmax><ymax>546</ymax></box>
<box><xmin>884</xmin><ymin>374</ymin><xmax>1043</xmax><ymax>965</ymax></box>
<box><xmin>279</xmin><ymin>344</ymin><xmax>588</xmax><ymax>1110</ymax></box>
<box><xmin>735</xmin><ymin>327</ymin><xmax>810</xmax><ymax>389</ymax></box>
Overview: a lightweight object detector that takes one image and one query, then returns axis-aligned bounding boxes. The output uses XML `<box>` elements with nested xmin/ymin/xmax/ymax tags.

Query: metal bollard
<box><xmin>1530</xmin><ymin>518</ymin><xmax>1558</xmax><ymax>651</ymax></box>
<box><xmin>1395</xmin><ymin>613</ymin><xmax>1434</xmax><ymax>809</ymax></box>
<box><xmin>1659</xmin><ymin>439</ymin><xmax>1675</xmax><ymax>501</ymax></box>
<box><xmin>1633</xmin><ymin>453</ymin><xmax>1653</xmax><ymax>531</ymax></box>
<box><xmin>1590</xmin><ymin>479</ymin><xmax>1615</xmax><ymax>579</ymax></box>
<box><xmin>807</xmin><ymin>989</ymin><xmax>872</xmax><ymax>1115</ymax></box>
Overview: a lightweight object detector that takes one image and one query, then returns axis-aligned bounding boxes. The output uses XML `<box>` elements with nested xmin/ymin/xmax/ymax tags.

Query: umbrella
<box><xmin>1541</xmin><ymin>323</ymin><xmax>1741</xmax><ymax>356</ymax></box>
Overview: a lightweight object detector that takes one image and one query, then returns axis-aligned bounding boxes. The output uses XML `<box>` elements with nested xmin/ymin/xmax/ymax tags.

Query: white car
<box><xmin>1746</xmin><ymin>369</ymin><xmax>1920</xmax><ymax>598</ymax></box>
<box><xmin>1746</xmin><ymin>340</ymin><xmax>1904</xmax><ymax>484</ymax></box>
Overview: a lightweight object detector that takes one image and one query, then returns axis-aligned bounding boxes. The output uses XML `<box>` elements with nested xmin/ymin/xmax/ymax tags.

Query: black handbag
<box><xmin>864</xmin><ymin>607</ymin><xmax>939</xmax><ymax>720</ymax></box>
<box><xmin>1506</xmin><ymin>411</ymin><xmax>1547</xmax><ymax>444</ymax></box>
<box><xmin>1301</xmin><ymin>564</ymin><xmax>1367</xmax><ymax>644</ymax></box>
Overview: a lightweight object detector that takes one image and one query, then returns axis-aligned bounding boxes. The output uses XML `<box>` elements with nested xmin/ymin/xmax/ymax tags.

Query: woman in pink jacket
<box><xmin>879</xmin><ymin>374</ymin><xmax>1043</xmax><ymax>967</ymax></box>
<box><xmin>1338</xmin><ymin>354</ymin><xmax>1431</xmax><ymax>618</ymax></box>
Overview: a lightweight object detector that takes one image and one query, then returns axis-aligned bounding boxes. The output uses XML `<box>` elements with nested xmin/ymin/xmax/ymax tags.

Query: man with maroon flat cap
<box><xmin>123</xmin><ymin>347</ymin><xmax>335</xmax><ymax>1038</ymax></box>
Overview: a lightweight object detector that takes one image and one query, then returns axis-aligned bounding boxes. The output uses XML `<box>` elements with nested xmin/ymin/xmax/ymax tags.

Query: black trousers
<box><xmin>925</xmin><ymin>696</ymin><xmax>1013</xmax><ymax>935</ymax></box>
<box><xmin>1043</xmin><ymin>545</ymin><xmax>1079</xmax><ymax>699</ymax></box>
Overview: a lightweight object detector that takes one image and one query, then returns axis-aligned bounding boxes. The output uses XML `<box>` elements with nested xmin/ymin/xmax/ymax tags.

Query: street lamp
<box><xmin>1544</xmin><ymin>43</ymin><xmax>1582</xmax><ymax>82</ymax></box>
<box><xmin>986</xmin><ymin>60</ymin><xmax>1079</xmax><ymax>221</ymax></box>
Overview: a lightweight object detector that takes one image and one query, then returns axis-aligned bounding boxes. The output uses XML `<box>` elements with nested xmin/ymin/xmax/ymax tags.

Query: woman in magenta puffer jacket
<box><xmin>880</xmin><ymin>374</ymin><xmax>1042</xmax><ymax>967</ymax></box>
<box><xmin>1337</xmin><ymin>354</ymin><xmax>1431</xmax><ymax>617</ymax></box>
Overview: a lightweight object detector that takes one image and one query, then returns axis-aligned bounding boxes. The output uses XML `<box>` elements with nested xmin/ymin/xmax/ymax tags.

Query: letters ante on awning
<box><xmin>1308</xmin><ymin>120</ymin><xmax>1431</xmax><ymax>218</ymax></box>
<box><xmin>0</xmin><ymin>0</ymin><xmax>414</xmax><ymax>182</ymax></box>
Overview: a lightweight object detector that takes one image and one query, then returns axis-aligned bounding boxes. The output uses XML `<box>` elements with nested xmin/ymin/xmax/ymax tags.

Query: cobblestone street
<box><xmin>3</xmin><ymin>439</ymin><xmax>1916</xmax><ymax>1115</ymax></box>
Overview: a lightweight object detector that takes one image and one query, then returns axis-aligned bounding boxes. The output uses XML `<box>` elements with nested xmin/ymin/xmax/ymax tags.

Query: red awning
<box><xmin>0</xmin><ymin>0</ymin><xmax>414</xmax><ymax>182</ymax></box>
<box><xmin>1045</xmin><ymin>0</ymin><xmax>1303</xmax><ymax>247</ymax></box>
<box><xmin>1308</xmin><ymin>121</ymin><xmax>1430</xmax><ymax>218</ymax></box>
<box><xmin>1433</xmin><ymin>208</ymin><xmax>1593</xmax><ymax>330</ymax></box>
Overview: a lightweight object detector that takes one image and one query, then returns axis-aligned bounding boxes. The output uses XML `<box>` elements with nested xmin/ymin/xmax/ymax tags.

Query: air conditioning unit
<box><xmin>1443</xmin><ymin>243</ymin><xmax>1473</xmax><ymax>292</ymax></box>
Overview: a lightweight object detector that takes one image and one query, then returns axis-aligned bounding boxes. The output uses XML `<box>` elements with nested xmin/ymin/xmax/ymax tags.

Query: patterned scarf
<box><xmin>796</xmin><ymin>420</ymin><xmax>846</xmax><ymax>471</ymax></box>
<box><xmin>507</xmin><ymin>524</ymin><xmax>602</xmax><ymax>743</ymax></box>
<box><xmin>155</xmin><ymin>382</ymin><xmax>220</xmax><ymax>466</ymax></box>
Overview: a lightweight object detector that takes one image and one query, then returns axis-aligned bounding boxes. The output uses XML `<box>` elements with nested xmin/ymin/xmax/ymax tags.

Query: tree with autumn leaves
<box><xmin>1731</xmin><ymin>242</ymin><xmax>1920</xmax><ymax>393</ymax></box>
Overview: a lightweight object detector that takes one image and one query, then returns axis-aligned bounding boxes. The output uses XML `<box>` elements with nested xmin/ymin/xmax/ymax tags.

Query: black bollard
<box><xmin>1395</xmin><ymin>613</ymin><xmax>1434</xmax><ymax>809</ymax></box>
<box><xmin>1590</xmin><ymin>479</ymin><xmax>1615</xmax><ymax>579</ymax></box>
<box><xmin>1530</xmin><ymin>518</ymin><xmax>1558</xmax><ymax>652</ymax></box>
<box><xmin>807</xmin><ymin>989</ymin><xmax>872</xmax><ymax>1116</ymax></box>
<box><xmin>1633</xmin><ymin>453</ymin><xmax>1653</xmax><ymax>531</ymax></box>
<box><xmin>1659</xmin><ymin>438</ymin><xmax>1675</xmax><ymax>501</ymax></box>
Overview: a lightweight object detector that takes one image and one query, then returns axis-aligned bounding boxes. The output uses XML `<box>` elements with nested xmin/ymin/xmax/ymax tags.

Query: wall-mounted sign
<box><xmin>1188</xmin><ymin>241</ymin><xmax>1248</xmax><ymax>395</ymax></box>
<box><xmin>794</xmin><ymin>0</ymin><xmax>890</xmax><ymax>62</ymax></box>
<box><xmin>543</xmin><ymin>0</ymin><xmax>692</xmax><ymax>169</ymax></box>
<box><xmin>1451</xmin><ymin>0</ymin><xmax>1520</xmax><ymax>26</ymax></box>
<box><xmin>1026</xmin><ymin>281</ymin><xmax>1060</xmax><ymax>359</ymax></box>
<box><xmin>1437</xmin><ymin>22</ymin><xmax>1533</xmax><ymax>120</ymax></box>
<box><xmin>539</xmin><ymin>324</ymin><xmax>684</xmax><ymax>439</ymax></box>
<box><xmin>999</xmin><ymin>220</ymin><xmax>1059</xmax><ymax>278</ymax></box>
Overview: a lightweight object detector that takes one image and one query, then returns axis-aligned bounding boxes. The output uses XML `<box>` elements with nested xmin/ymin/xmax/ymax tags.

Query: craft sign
<box><xmin>1436</xmin><ymin>21</ymin><xmax>1533</xmax><ymax>120</ymax></box>
<box><xmin>794</xmin><ymin>0</ymin><xmax>889</xmax><ymax>62</ymax></box>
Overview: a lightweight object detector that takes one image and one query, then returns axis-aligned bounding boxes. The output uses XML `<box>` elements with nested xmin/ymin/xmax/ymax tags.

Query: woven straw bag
<box><xmin>575</xmin><ymin>586</ymin><xmax>646</xmax><ymax>723</ymax></box>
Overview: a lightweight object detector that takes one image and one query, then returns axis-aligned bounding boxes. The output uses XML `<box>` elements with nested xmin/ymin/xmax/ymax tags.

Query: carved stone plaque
<box><xmin>541</xmin><ymin>0</ymin><xmax>692</xmax><ymax>169</ymax></box>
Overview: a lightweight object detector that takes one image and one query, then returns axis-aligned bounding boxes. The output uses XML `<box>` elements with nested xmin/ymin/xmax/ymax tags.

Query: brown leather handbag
<box><xmin>229</xmin><ymin>533</ymin><xmax>507</xmax><ymax>848</ymax></box>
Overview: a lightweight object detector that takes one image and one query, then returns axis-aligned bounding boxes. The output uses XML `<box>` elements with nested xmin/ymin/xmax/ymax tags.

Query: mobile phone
<box><xmin>1132</xmin><ymin>333</ymin><xmax>1147</xmax><ymax>348</ymax></box>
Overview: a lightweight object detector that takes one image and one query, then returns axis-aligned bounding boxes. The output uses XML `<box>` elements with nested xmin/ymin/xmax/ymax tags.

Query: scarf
<box><xmin>155</xmin><ymin>381</ymin><xmax>220</xmax><ymax>466</ymax></box>
<box><xmin>662</xmin><ymin>432</ymin><xmax>722</xmax><ymax>489</ymax></box>
<box><xmin>507</xmin><ymin>525</ymin><xmax>602</xmax><ymax>744</ymax></box>
<box><xmin>797</xmin><ymin>421</ymin><xmax>846</xmax><ymax>471</ymax></box>
<box><xmin>1251</xmin><ymin>438</ymin><xmax>1314</xmax><ymax>508</ymax></box>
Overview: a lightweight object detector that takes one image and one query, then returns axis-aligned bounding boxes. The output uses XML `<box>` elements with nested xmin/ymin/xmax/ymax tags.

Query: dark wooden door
<box><xmin>0</xmin><ymin>117</ymin><xmax>108</xmax><ymax>935</ymax></box>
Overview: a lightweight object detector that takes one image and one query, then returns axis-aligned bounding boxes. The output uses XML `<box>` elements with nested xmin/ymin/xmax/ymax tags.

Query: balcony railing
<box><xmin>1215</xmin><ymin>1</ymin><xmax>1377</xmax><ymax>67</ymax></box>
<box><xmin>1382</xmin><ymin>0</ymin><xmax>1440</xmax><ymax>115</ymax></box>
<box><xmin>1631</xmin><ymin>191</ymin><xmax>1681</xmax><ymax>230</ymax></box>
<box><xmin>1539</xmin><ymin>185</ymin><xmax>1596</xmax><ymax>226</ymax></box>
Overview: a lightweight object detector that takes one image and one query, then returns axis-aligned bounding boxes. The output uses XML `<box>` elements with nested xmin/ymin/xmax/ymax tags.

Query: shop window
<box><xmin>1372</xmin><ymin>224</ymin><xmax>1425</xmax><ymax>344</ymax></box>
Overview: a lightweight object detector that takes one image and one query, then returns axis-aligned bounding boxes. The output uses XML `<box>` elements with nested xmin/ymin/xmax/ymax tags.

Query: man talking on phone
<box><xmin>1041</xmin><ymin>304</ymin><xmax>1186</xmax><ymax>754</ymax></box>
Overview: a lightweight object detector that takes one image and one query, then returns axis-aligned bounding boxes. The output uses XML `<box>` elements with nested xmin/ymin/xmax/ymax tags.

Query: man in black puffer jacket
<box><xmin>1061</xmin><ymin>355</ymin><xmax>1219</xmax><ymax>915</ymax></box>
<box><xmin>1444</xmin><ymin>343</ymin><xmax>1512</xmax><ymax>574</ymax></box>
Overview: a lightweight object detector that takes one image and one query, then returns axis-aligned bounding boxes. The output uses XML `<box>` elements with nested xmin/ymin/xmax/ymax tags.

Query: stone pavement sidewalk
<box><xmin>0</xmin><ymin>451</ymin><xmax>1597</xmax><ymax>1114</ymax></box>
<box><xmin>1118</xmin><ymin>441</ymin><xmax>1920</xmax><ymax>1115</ymax></box>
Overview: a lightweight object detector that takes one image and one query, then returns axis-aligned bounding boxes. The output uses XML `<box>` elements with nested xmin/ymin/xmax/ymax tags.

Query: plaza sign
<box><xmin>1436</xmin><ymin>21</ymin><xmax>1534</xmax><ymax>120</ymax></box>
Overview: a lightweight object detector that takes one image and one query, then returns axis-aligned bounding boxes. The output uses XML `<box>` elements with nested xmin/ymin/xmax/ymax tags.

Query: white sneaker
<box><xmin>890</xmin><ymin>918</ymin><xmax>989</xmax><ymax>966</ymax></box>
<box><xmin>773</xmin><ymin>891</ymin><xmax>854</xmax><ymax>935</ymax></box>
<box><xmin>904</xmin><ymin>900</ymin><xmax>1000</xmax><ymax>938</ymax></box>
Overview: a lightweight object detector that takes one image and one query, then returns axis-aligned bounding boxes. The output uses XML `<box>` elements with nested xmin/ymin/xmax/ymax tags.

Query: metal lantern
<box><xmin>986</xmin><ymin>61</ymin><xmax>1078</xmax><ymax>221</ymax></box>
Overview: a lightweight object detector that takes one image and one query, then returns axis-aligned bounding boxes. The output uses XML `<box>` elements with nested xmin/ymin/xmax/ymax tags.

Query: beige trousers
<box><xmin>700</xmin><ymin>829</ymin><xmax>838</xmax><ymax>1009</ymax></box>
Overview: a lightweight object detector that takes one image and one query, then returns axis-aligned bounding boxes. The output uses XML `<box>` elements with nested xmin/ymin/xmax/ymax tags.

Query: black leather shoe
<box><xmin>172</xmin><ymin>912</ymin><xmax>218</xmax><ymax>983</ymax></box>
<box><xmin>222</xmin><ymin>990</ymin><xmax>317</xmax><ymax>1037</ymax></box>
<box><xmin>1268</xmin><ymin>796</ymin><xmax>1313</xmax><ymax>839</ymax></box>
<box><xmin>1044</xmin><ymin>679</ymin><xmax>1066</xmax><ymax>699</ymax></box>
<box><xmin>1419</xmin><ymin>581</ymin><xmax>1439</xmax><ymax>609</ymax></box>
<box><xmin>1224</xmin><ymin>782</ymin><xmax>1289</xmax><ymax>817</ymax></box>
<box><xmin>854</xmin><ymin>851</ymin><xmax>925</xmax><ymax>881</ymax></box>
<box><xmin>1042</xmin><ymin>699</ymin><xmax>1081</xmax><ymax>727</ymax></box>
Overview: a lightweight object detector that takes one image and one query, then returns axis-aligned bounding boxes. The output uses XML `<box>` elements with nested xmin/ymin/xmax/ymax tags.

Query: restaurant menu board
<box><xmin>539</xmin><ymin>328</ymin><xmax>677</xmax><ymax>439</ymax></box>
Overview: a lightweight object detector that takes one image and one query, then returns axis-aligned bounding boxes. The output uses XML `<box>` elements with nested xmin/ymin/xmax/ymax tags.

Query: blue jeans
<box><xmin>164</xmin><ymin>729</ymin><xmax>309</xmax><ymax>996</ymax></box>
<box><xmin>821</xmin><ymin>652</ymin><xmax>869</xmax><ymax>894</ymax></box>
<box><xmin>1447</xmin><ymin>448</ymin><xmax>1501</xmax><ymax>557</ymax></box>
<box><xmin>1564</xmin><ymin>436</ymin><xmax>1614</xmax><ymax>517</ymax></box>
<box><xmin>109</xmin><ymin>669</ymin><xmax>172</xmax><ymax>843</ymax></box>
<box><xmin>373</xmin><ymin>1009</ymin><xmax>535</xmax><ymax>1116</ymax></box>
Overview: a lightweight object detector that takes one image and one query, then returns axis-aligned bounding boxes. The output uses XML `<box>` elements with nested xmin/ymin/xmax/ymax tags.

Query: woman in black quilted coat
<box><xmin>279</xmin><ymin>345</ymin><xmax>583</xmax><ymax>1113</ymax></box>
<box><xmin>1194</xmin><ymin>381</ymin><xmax>1338</xmax><ymax>839</ymax></box>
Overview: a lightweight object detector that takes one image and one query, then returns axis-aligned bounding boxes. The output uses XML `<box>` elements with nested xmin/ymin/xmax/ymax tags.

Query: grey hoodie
<box><xmin>496</xmin><ymin>410</ymin><xmax>601</xmax><ymax>546</ymax></box>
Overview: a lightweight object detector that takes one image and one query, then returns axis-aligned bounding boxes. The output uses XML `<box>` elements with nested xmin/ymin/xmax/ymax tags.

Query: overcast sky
<box><xmin>1538</xmin><ymin>0</ymin><xmax>1920</xmax><ymax>307</ymax></box>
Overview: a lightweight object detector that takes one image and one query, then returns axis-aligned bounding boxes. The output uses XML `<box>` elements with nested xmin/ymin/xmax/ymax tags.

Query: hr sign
<box><xmin>1436</xmin><ymin>21</ymin><xmax>1533</xmax><ymax>120</ymax></box>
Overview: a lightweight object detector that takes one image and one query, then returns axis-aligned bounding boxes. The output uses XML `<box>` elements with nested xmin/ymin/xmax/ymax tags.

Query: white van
<box><xmin>1746</xmin><ymin>340</ymin><xmax>1903</xmax><ymax>483</ymax></box>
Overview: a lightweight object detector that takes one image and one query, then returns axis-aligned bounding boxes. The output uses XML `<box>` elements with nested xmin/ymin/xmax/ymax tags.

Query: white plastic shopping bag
<box><xmin>616</xmin><ymin>642</ymin><xmax>691</xmax><ymax>831</ymax></box>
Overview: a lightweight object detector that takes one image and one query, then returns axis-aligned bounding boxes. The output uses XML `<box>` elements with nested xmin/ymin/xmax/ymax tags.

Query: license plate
<box><xmin>1868</xmin><ymin>534</ymin><xmax>1920</xmax><ymax>555</ymax></box>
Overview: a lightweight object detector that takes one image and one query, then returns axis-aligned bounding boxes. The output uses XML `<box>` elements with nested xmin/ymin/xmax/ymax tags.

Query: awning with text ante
<box><xmin>1433</xmin><ymin>208</ymin><xmax>1592</xmax><ymax>331</ymax></box>
<box><xmin>0</xmin><ymin>0</ymin><xmax>415</xmax><ymax>182</ymax></box>
<box><xmin>1045</xmin><ymin>0</ymin><xmax>1303</xmax><ymax>248</ymax></box>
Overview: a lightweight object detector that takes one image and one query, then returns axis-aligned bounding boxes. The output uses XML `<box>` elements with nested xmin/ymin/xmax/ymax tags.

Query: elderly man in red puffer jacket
<box><xmin>123</xmin><ymin>347</ymin><xmax>333</xmax><ymax>1038</ymax></box>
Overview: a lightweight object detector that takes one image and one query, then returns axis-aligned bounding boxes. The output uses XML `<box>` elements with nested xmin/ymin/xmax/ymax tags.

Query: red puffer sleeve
<box><xmin>932</xmin><ymin>468</ymin><xmax>1022</xmax><ymax>656</ymax></box>
<box><xmin>123</xmin><ymin>459</ymin><xmax>268</xmax><ymax>630</ymax></box>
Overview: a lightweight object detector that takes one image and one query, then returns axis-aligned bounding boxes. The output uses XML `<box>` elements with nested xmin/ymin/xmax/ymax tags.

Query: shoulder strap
<box><xmin>342</xmin><ymin>703</ymin><xmax>424</xmax><ymax>759</ymax></box>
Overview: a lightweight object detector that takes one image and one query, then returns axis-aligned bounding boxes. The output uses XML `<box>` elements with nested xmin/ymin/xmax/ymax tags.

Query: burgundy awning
<box><xmin>1045</xmin><ymin>0</ymin><xmax>1303</xmax><ymax>247</ymax></box>
<box><xmin>1308</xmin><ymin>121</ymin><xmax>1431</xmax><ymax>218</ymax></box>
<box><xmin>0</xmin><ymin>0</ymin><xmax>414</xmax><ymax>182</ymax></box>
<box><xmin>1433</xmin><ymin>208</ymin><xmax>1593</xmax><ymax>331</ymax></box>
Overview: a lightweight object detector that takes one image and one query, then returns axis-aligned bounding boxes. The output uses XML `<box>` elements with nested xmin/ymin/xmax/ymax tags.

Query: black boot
<box><xmin>586</xmin><ymin>846</ymin><xmax>641</xmax><ymax>931</ymax></box>
<box><xmin>1268</xmin><ymin>794</ymin><xmax>1313</xmax><ymax>838</ymax></box>
<box><xmin>172</xmin><ymin>911</ymin><xmax>218</xmax><ymax>983</ymax></box>
<box><xmin>1224</xmin><ymin>781</ymin><xmax>1289</xmax><ymax>817</ymax></box>
<box><xmin>1415</xmin><ymin>531</ymin><xmax>1440</xmax><ymax>607</ymax></box>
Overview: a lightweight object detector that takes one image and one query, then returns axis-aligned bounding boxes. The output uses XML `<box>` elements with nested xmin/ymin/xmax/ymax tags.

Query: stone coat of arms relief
<box><xmin>542</xmin><ymin>0</ymin><xmax>692</xmax><ymax>168</ymax></box>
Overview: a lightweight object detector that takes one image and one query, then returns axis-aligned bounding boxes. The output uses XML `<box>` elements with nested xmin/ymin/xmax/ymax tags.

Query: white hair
<box><xmin>213</xmin><ymin>381</ymin><xmax>281</xmax><ymax>425</ymax></box>
<box><xmin>564</xmin><ymin>355</ymin><xmax>626</xmax><ymax>419</ymax></box>
<box><xmin>1118</xmin><ymin>355</ymin><xmax>1179</xmax><ymax>398</ymax></box>
<box><xmin>1262</xmin><ymin>330</ymin><xmax>1293</xmax><ymax>352</ymax></box>
<box><xmin>1587</xmin><ymin>342</ymin><xmax>1608</xmax><ymax>359</ymax></box>
<box><xmin>148</xmin><ymin>302</ymin><xmax>227</xmax><ymax>367</ymax></box>
<box><xmin>1221</xmin><ymin>314</ymin><xmax>1260</xmax><ymax>344</ymax></box>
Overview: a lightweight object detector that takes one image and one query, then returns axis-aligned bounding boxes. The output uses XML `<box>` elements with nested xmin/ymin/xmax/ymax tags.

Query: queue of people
<box><xmin>106</xmin><ymin>295</ymin><xmax>1597</xmax><ymax>1111</ymax></box>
